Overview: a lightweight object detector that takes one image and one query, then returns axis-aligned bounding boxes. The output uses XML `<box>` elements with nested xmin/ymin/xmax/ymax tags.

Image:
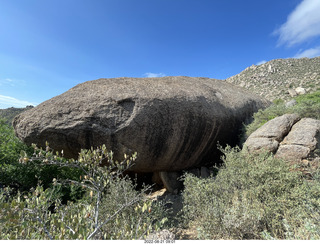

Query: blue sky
<box><xmin>1</xmin><ymin>0</ymin><xmax>320</xmax><ymax>108</ymax></box>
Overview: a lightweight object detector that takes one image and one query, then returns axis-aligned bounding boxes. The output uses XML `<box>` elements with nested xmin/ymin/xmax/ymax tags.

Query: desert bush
<box><xmin>1</xmin><ymin>157</ymin><xmax>84</xmax><ymax>201</ymax></box>
<box><xmin>0</xmin><ymin>118</ymin><xmax>35</xmax><ymax>190</ymax></box>
<box><xmin>0</xmin><ymin>119</ymin><xmax>31</xmax><ymax>164</ymax></box>
<box><xmin>272</xmin><ymin>98</ymin><xmax>284</xmax><ymax>105</ymax></box>
<box><xmin>292</xmin><ymin>91</ymin><xmax>320</xmax><ymax>120</ymax></box>
<box><xmin>243</xmin><ymin>103</ymin><xmax>287</xmax><ymax>139</ymax></box>
<box><xmin>182</xmin><ymin>146</ymin><xmax>320</xmax><ymax>240</ymax></box>
<box><xmin>295</xmin><ymin>90</ymin><xmax>320</xmax><ymax>104</ymax></box>
<box><xmin>0</xmin><ymin>144</ymin><xmax>168</xmax><ymax>240</ymax></box>
<box><xmin>0</xmin><ymin>121</ymin><xmax>83</xmax><ymax>202</ymax></box>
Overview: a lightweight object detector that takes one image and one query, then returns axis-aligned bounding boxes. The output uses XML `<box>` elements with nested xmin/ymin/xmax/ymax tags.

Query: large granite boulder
<box><xmin>13</xmin><ymin>76</ymin><xmax>269</xmax><ymax>173</ymax></box>
<box><xmin>244</xmin><ymin>114</ymin><xmax>320</xmax><ymax>162</ymax></box>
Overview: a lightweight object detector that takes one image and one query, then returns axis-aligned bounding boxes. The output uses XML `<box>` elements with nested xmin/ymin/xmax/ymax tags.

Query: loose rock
<box><xmin>295</xmin><ymin>87</ymin><xmax>306</xmax><ymax>95</ymax></box>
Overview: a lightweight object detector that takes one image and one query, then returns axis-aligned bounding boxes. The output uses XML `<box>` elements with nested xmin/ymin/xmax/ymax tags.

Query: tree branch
<box><xmin>87</xmin><ymin>197</ymin><xmax>140</xmax><ymax>240</ymax></box>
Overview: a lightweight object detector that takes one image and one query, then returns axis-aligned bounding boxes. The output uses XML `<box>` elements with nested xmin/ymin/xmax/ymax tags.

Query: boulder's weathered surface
<box><xmin>244</xmin><ymin>114</ymin><xmax>320</xmax><ymax>162</ymax></box>
<box><xmin>13</xmin><ymin>76</ymin><xmax>269</xmax><ymax>173</ymax></box>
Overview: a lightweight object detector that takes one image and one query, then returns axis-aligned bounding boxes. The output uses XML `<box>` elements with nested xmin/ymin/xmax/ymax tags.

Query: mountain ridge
<box><xmin>226</xmin><ymin>56</ymin><xmax>320</xmax><ymax>102</ymax></box>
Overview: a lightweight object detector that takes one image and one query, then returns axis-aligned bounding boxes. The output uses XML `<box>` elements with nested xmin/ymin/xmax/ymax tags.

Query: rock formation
<box><xmin>13</xmin><ymin>76</ymin><xmax>269</xmax><ymax>191</ymax></box>
<box><xmin>244</xmin><ymin>114</ymin><xmax>320</xmax><ymax>162</ymax></box>
<box><xmin>276</xmin><ymin>118</ymin><xmax>320</xmax><ymax>161</ymax></box>
<box><xmin>244</xmin><ymin>114</ymin><xmax>301</xmax><ymax>154</ymax></box>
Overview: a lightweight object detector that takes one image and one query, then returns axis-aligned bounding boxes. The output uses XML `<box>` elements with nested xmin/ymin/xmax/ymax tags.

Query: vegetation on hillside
<box><xmin>0</xmin><ymin>137</ymin><xmax>169</xmax><ymax>239</ymax></box>
<box><xmin>226</xmin><ymin>57</ymin><xmax>320</xmax><ymax>101</ymax></box>
<box><xmin>244</xmin><ymin>90</ymin><xmax>320</xmax><ymax>140</ymax></box>
<box><xmin>182</xmin><ymin>146</ymin><xmax>320</xmax><ymax>240</ymax></box>
<box><xmin>0</xmin><ymin>106</ymin><xmax>33</xmax><ymax>125</ymax></box>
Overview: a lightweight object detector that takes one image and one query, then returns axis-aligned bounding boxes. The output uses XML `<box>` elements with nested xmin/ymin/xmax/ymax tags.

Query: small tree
<box><xmin>1</xmin><ymin>143</ymin><xmax>167</xmax><ymax>240</ymax></box>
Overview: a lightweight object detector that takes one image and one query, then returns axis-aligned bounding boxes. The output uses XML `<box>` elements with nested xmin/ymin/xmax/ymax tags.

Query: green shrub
<box><xmin>182</xmin><ymin>146</ymin><xmax>320</xmax><ymax>240</ymax></box>
<box><xmin>98</xmin><ymin>177</ymin><xmax>168</xmax><ymax>239</ymax></box>
<box><xmin>0</xmin><ymin>145</ymin><xmax>168</xmax><ymax>240</ymax></box>
<box><xmin>243</xmin><ymin>103</ymin><xmax>287</xmax><ymax>139</ymax></box>
<box><xmin>291</xmin><ymin>101</ymin><xmax>320</xmax><ymax>120</ymax></box>
<box><xmin>295</xmin><ymin>91</ymin><xmax>320</xmax><ymax>104</ymax></box>
<box><xmin>0</xmin><ymin>119</ymin><xmax>31</xmax><ymax>164</ymax></box>
<box><xmin>272</xmin><ymin>98</ymin><xmax>284</xmax><ymax>105</ymax></box>
<box><xmin>1</xmin><ymin>159</ymin><xmax>84</xmax><ymax>200</ymax></box>
<box><xmin>0</xmin><ymin>122</ymin><xmax>83</xmax><ymax>202</ymax></box>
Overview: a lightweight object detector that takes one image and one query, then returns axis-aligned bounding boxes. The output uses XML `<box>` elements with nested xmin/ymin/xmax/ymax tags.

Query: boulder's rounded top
<box><xmin>69</xmin><ymin>76</ymin><xmax>227</xmax><ymax>99</ymax></box>
<box><xmin>50</xmin><ymin>76</ymin><xmax>269</xmax><ymax>109</ymax></box>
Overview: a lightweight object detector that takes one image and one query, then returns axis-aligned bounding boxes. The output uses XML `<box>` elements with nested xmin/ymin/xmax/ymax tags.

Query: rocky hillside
<box><xmin>0</xmin><ymin>106</ymin><xmax>34</xmax><ymax>125</ymax></box>
<box><xmin>226</xmin><ymin>57</ymin><xmax>320</xmax><ymax>102</ymax></box>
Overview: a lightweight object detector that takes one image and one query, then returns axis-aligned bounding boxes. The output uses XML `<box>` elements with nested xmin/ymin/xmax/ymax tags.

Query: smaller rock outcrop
<box><xmin>244</xmin><ymin>114</ymin><xmax>301</xmax><ymax>154</ymax></box>
<box><xmin>244</xmin><ymin>114</ymin><xmax>320</xmax><ymax>163</ymax></box>
<box><xmin>276</xmin><ymin>118</ymin><xmax>320</xmax><ymax>161</ymax></box>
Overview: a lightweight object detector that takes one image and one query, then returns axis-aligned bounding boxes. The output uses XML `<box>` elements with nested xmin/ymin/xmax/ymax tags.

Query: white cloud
<box><xmin>256</xmin><ymin>60</ymin><xmax>267</xmax><ymax>65</ymax></box>
<box><xmin>0</xmin><ymin>78</ymin><xmax>26</xmax><ymax>87</ymax></box>
<box><xmin>293</xmin><ymin>46</ymin><xmax>320</xmax><ymax>58</ymax></box>
<box><xmin>275</xmin><ymin>0</ymin><xmax>320</xmax><ymax>46</ymax></box>
<box><xmin>144</xmin><ymin>72</ymin><xmax>166</xmax><ymax>78</ymax></box>
<box><xmin>0</xmin><ymin>94</ymin><xmax>36</xmax><ymax>109</ymax></box>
